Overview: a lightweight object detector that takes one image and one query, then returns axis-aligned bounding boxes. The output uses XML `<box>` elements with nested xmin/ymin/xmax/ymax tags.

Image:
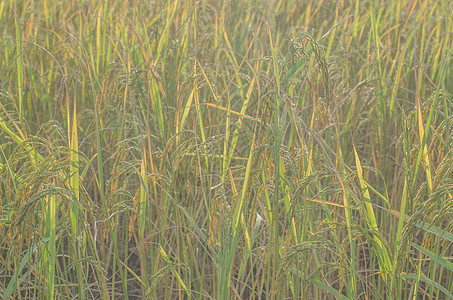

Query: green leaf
<box><xmin>402</xmin><ymin>272</ymin><xmax>453</xmax><ymax>299</ymax></box>
<box><xmin>411</xmin><ymin>242</ymin><xmax>453</xmax><ymax>272</ymax></box>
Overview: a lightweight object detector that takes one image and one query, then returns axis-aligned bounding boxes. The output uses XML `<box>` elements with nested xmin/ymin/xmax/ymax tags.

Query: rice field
<box><xmin>0</xmin><ymin>0</ymin><xmax>452</xmax><ymax>299</ymax></box>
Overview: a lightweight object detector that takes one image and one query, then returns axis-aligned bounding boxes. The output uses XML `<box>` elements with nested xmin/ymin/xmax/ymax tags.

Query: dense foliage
<box><xmin>1</xmin><ymin>0</ymin><xmax>452</xmax><ymax>299</ymax></box>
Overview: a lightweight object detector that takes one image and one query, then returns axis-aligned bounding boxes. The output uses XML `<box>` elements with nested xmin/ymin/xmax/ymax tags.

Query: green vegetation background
<box><xmin>0</xmin><ymin>0</ymin><xmax>452</xmax><ymax>299</ymax></box>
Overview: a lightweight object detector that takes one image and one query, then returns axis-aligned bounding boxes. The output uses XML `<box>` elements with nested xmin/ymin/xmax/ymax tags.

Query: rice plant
<box><xmin>1</xmin><ymin>0</ymin><xmax>452</xmax><ymax>299</ymax></box>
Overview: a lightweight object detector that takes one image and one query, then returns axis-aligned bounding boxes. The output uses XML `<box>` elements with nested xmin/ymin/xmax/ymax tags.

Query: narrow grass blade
<box><xmin>4</xmin><ymin>239</ymin><xmax>48</xmax><ymax>299</ymax></box>
<box><xmin>69</xmin><ymin>95</ymin><xmax>83</xmax><ymax>298</ymax></box>
<box><xmin>313</xmin><ymin>281</ymin><xmax>350</xmax><ymax>300</ymax></box>
<box><xmin>139</xmin><ymin>156</ymin><xmax>150</xmax><ymax>291</ymax></box>
<box><xmin>69</xmin><ymin>99</ymin><xmax>79</xmax><ymax>243</ymax></box>
<box><xmin>411</xmin><ymin>242</ymin><xmax>453</xmax><ymax>272</ymax></box>
<box><xmin>159</xmin><ymin>245</ymin><xmax>191</xmax><ymax>299</ymax></box>
<box><xmin>414</xmin><ymin>222</ymin><xmax>453</xmax><ymax>243</ymax></box>
<box><xmin>15</xmin><ymin>13</ymin><xmax>23</xmax><ymax>122</ymax></box>
<box><xmin>401</xmin><ymin>272</ymin><xmax>453</xmax><ymax>299</ymax></box>
<box><xmin>354</xmin><ymin>145</ymin><xmax>392</xmax><ymax>279</ymax></box>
